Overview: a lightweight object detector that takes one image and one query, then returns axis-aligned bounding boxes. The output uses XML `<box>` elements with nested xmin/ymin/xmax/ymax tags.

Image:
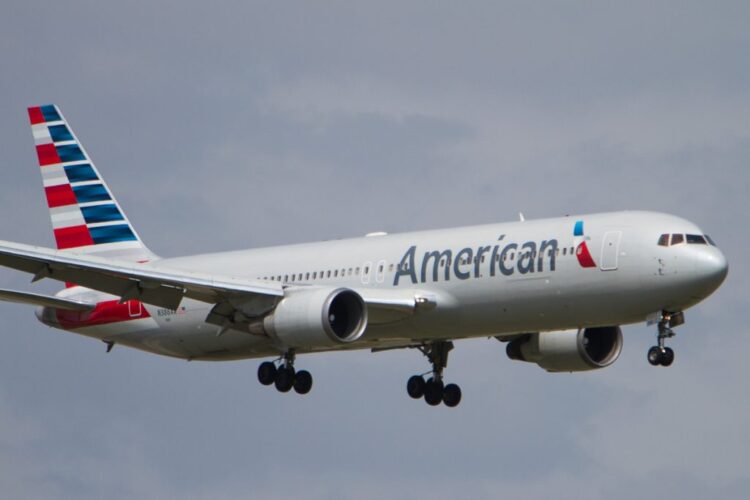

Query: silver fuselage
<box><xmin>45</xmin><ymin>211</ymin><xmax>728</xmax><ymax>360</ymax></box>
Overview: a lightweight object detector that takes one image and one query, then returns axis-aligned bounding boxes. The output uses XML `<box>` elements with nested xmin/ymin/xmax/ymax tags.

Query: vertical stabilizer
<box><xmin>27</xmin><ymin>105</ymin><xmax>156</xmax><ymax>262</ymax></box>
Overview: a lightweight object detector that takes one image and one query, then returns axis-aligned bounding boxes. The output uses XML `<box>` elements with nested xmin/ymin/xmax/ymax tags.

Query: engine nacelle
<box><xmin>263</xmin><ymin>287</ymin><xmax>367</xmax><ymax>349</ymax></box>
<box><xmin>506</xmin><ymin>326</ymin><xmax>623</xmax><ymax>372</ymax></box>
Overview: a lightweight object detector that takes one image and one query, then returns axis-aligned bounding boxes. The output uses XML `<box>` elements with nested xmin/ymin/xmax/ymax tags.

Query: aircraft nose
<box><xmin>693</xmin><ymin>248</ymin><xmax>729</xmax><ymax>293</ymax></box>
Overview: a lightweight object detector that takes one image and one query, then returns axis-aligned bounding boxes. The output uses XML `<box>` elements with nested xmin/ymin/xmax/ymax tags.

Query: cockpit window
<box><xmin>659</xmin><ymin>233</ymin><xmax>715</xmax><ymax>246</ymax></box>
<box><xmin>686</xmin><ymin>234</ymin><xmax>708</xmax><ymax>245</ymax></box>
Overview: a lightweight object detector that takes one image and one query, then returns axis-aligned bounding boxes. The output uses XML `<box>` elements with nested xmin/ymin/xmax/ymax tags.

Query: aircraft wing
<box><xmin>0</xmin><ymin>240</ymin><xmax>434</xmax><ymax>327</ymax></box>
<box><xmin>0</xmin><ymin>240</ymin><xmax>284</xmax><ymax>310</ymax></box>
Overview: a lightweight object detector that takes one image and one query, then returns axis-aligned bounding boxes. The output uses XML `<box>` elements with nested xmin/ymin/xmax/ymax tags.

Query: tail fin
<box><xmin>27</xmin><ymin>105</ymin><xmax>156</xmax><ymax>262</ymax></box>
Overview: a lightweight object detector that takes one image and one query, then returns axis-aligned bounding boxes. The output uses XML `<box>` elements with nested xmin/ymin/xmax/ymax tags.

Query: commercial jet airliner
<box><xmin>0</xmin><ymin>105</ymin><xmax>728</xmax><ymax>407</ymax></box>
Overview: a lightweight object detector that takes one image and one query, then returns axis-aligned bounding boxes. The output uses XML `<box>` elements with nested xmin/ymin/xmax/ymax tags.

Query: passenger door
<box><xmin>600</xmin><ymin>231</ymin><xmax>622</xmax><ymax>271</ymax></box>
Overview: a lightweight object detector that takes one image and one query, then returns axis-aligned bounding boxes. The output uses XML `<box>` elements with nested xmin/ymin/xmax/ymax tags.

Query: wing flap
<box><xmin>0</xmin><ymin>288</ymin><xmax>94</xmax><ymax>311</ymax></box>
<box><xmin>0</xmin><ymin>240</ymin><xmax>283</xmax><ymax>310</ymax></box>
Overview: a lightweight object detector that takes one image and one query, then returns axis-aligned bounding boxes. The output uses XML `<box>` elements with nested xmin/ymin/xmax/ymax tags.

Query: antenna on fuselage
<box><xmin>519</xmin><ymin>212</ymin><xmax>525</xmax><ymax>222</ymax></box>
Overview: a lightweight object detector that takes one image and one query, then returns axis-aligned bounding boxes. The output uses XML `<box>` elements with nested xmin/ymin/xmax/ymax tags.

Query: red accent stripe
<box><xmin>55</xmin><ymin>299</ymin><xmax>151</xmax><ymax>330</ymax></box>
<box><xmin>576</xmin><ymin>242</ymin><xmax>597</xmax><ymax>268</ymax></box>
<box><xmin>28</xmin><ymin>107</ymin><xmax>45</xmax><ymax>124</ymax></box>
<box><xmin>54</xmin><ymin>225</ymin><xmax>94</xmax><ymax>249</ymax></box>
<box><xmin>45</xmin><ymin>184</ymin><xmax>77</xmax><ymax>208</ymax></box>
<box><xmin>36</xmin><ymin>143</ymin><xmax>61</xmax><ymax>166</ymax></box>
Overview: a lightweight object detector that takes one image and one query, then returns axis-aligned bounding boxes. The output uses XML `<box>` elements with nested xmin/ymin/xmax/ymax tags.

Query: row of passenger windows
<box><xmin>258</xmin><ymin>245</ymin><xmax>582</xmax><ymax>283</ymax></box>
<box><xmin>263</xmin><ymin>266</ymin><xmax>371</xmax><ymax>283</ymax></box>
<box><xmin>658</xmin><ymin>233</ymin><xmax>716</xmax><ymax>247</ymax></box>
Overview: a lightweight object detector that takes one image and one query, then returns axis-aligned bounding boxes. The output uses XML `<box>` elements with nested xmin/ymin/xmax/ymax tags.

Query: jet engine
<box><xmin>263</xmin><ymin>287</ymin><xmax>368</xmax><ymax>349</ymax></box>
<box><xmin>505</xmin><ymin>326</ymin><xmax>623</xmax><ymax>372</ymax></box>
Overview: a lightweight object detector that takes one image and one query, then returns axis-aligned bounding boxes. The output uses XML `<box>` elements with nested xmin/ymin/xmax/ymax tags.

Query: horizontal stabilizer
<box><xmin>0</xmin><ymin>288</ymin><xmax>94</xmax><ymax>311</ymax></box>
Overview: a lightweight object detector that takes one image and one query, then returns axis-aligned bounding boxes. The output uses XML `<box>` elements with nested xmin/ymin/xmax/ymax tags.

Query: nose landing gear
<box><xmin>257</xmin><ymin>350</ymin><xmax>313</xmax><ymax>395</ymax></box>
<box><xmin>648</xmin><ymin>311</ymin><xmax>683</xmax><ymax>367</ymax></box>
<box><xmin>406</xmin><ymin>341</ymin><xmax>462</xmax><ymax>408</ymax></box>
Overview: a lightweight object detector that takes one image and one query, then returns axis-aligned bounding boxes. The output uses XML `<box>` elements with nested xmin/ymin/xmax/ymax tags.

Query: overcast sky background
<box><xmin>0</xmin><ymin>1</ymin><xmax>748</xmax><ymax>498</ymax></box>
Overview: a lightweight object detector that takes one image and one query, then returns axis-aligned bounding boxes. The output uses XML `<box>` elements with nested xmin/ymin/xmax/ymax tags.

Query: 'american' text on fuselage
<box><xmin>393</xmin><ymin>237</ymin><xmax>559</xmax><ymax>285</ymax></box>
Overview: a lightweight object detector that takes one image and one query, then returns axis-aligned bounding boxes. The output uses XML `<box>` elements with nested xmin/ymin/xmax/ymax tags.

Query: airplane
<box><xmin>0</xmin><ymin>104</ymin><xmax>728</xmax><ymax>408</ymax></box>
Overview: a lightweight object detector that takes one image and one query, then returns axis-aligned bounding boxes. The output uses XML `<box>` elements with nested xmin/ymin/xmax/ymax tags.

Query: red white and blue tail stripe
<box><xmin>28</xmin><ymin>105</ymin><xmax>156</xmax><ymax>262</ymax></box>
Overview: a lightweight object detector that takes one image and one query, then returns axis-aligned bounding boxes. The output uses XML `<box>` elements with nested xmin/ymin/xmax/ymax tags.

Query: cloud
<box><xmin>1</xmin><ymin>1</ymin><xmax>749</xmax><ymax>499</ymax></box>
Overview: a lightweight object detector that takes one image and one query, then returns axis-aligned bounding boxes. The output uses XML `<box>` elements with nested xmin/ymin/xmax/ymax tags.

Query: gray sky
<box><xmin>1</xmin><ymin>1</ymin><xmax>748</xmax><ymax>498</ymax></box>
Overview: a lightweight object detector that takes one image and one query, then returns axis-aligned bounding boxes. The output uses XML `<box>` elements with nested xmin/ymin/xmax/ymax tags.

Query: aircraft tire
<box><xmin>293</xmin><ymin>370</ymin><xmax>313</xmax><ymax>394</ymax></box>
<box><xmin>407</xmin><ymin>375</ymin><xmax>425</xmax><ymax>399</ymax></box>
<box><xmin>647</xmin><ymin>346</ymin><xmax>662</xmax><ymax>366</ymax></box>
<box><xmin>275</xmin><ymin>366</ymin><xmax>295</xmax><ymax>392</ymax></box>
<box><xmin>258</xmin><ymin>361</ymin><xmax>277</xmax><ymax>385</ymax></box>
<box><xmin>660</xmin><ymin>347</ymin><xmax>675</xmax><ymax>367</ymax></box>
<box><xmin>442</xmin><ymin>383</ymin><xmax>462</xmax><ymax>407</ymax></box>
<box><xmin>424</xmin><ymin>378</ymin><xmax>444</xmax><ymax>406</ymax></box>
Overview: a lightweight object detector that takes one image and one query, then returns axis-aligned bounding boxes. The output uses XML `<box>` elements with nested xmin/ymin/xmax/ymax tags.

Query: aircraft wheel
<box><xmin>442</xmin><ymin>383</ymin><xmax>462</xmax><ymax>408</ymax></box>
<box><xmin>660</xmin><ymin>347</ymin><xmax>675</xmax><ymax>367</ymax></box>
<box><xmin>424</xmin><ymin>378</ymin><xmax>444</xmax><ymax>406</ymax></box>
<box><xmin>257</xmin><ymin>361</ymin><xmax>277</xmax><ymax>385</ymax></box>
<box><xmin>293</xmin><ymin>370</ymin><xmax>313</xmax><ymax>394</ymax></box>
<box><xmin>407</xmin><ymin>375</ymin><xmax>425</xmax><ymax>399</ymax></box>
<box><xmin>647</xmin><ymin>346</ymin><xmax>662</xmax><ymax>366</ymax></box>
<box><xmin>275</xmin><ymin>366</ymin><xmax>295</xmax><ymax>392</ymax></box>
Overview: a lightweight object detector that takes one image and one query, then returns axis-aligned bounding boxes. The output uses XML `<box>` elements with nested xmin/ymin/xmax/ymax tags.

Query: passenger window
<box><xmin>327</xmin><ymin>271</ymin><xmax>331</xmax><ymax>278</ymax></box>
<box><xmin>671</xmin><ymin>234</ymin><xmax>684</xmax><ymax>245</ymax></box>
<box><xmin>686</xmin><ymin>234</ymin><xmax>707</xmax><ymax>245</ymax></box>
<box><xmin>305</xmin><ymin>273</ymin><xmax>310</xmax><ymax>280</ymax></box>
<box><xmin>657</xmin><ymin>234</ymin><xmax>669</xmax><ymax>246</ymax></box>
<box><xmin>313</xmin><ymin>272</ymin><xmax>317</xmax><ymax>279</ymax></box>
<box><xmin>334</xmin><ymin>270</ymin><xmax>338</xmax><ymax>277</ymax></box>
<box><xmin>284</xmin><ymin>275</ymin><xmax>288</xmax><ymax>282</ymax></box>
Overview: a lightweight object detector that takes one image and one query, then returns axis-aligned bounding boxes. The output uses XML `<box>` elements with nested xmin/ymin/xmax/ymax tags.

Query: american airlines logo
<box><xmin>393</xmin><ymin>221</ymin><xmax>595</xmax><ymax>286</ymax></box>
<box><xmin>393</xmin><ymin>237</ymin><xmax>559</xmax><ymax>285</ymax></box>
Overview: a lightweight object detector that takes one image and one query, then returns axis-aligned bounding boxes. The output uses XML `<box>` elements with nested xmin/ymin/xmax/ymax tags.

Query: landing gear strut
<box><xmin>648</xmin><ymin>311</ymin><xmax>683</xmax><ymax>367</ymax></box>
<box><xmin>257</xmin><ymin>350</ymin><xmax>313</xmax><ymax>395</ymax></box>
<box><xmin>406</xmin><ymin>341</ymin><xmax>462</xmax><ymax>408</ymax></box>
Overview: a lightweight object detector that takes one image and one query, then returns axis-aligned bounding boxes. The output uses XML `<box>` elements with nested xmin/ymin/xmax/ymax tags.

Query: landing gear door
<box><xmin>600</xmin><ymin>231</ymin><xmax>622</xmax><ymax>271</ymax></box>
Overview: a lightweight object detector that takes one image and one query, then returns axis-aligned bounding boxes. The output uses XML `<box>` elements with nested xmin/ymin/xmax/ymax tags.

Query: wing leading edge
<box><xmin>0</xmin><ymin>240</ymin><xmax>284</xmax><ymax>310</ymax></box>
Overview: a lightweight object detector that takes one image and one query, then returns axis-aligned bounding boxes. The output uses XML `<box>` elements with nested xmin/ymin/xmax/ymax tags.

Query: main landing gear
<box><xmin>648</xmin><ymin>311</ymin><xmax>684</xmax><ymax>367</ymax></box>
<box><xmin>257</xmin><ymin>350</ymin><xmax>313</xmax><ymax>395</ymax></box>
<box><xmin>406</xmin><ymin>340</ymin><xmax>462</xmax><ymax>408</ymax></box>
